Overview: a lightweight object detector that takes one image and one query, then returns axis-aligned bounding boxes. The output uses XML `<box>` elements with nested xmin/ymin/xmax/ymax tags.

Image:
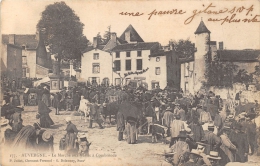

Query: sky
<box><xmin>1</xmin><ymin>0</ymin><xmax>260</xmax><ymax>50</ymax></box>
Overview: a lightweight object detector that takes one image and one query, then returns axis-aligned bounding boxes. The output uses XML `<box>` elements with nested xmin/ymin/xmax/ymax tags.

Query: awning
<box><xmin>33</xmin><ymin>77</ymin><xmax>50</xmax><ymax>87</ymax></box>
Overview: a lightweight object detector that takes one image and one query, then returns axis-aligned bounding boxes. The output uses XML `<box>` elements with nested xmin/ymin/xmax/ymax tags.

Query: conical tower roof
<box><xmin>120</xmin><ymin>24</ymin><xmax>144</xmax><ymax>42</ymax></box>
<box><xmin>194</xmin><ymin>20</ymin><xmax>211</xmax><ymax>34</ymax></box>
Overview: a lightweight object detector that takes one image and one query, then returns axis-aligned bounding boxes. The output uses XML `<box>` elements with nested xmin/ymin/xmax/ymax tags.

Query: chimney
<box><xmin>9</xmin><ymin>34</ymin><xmax>15</xmax><ymax>44</ymax></box>
<box><xmin>110</xmin><ymin>32</ymin><xmax>117</xmax><ymax>42</ymax></box>
<box><xmin>125</xmin><ymin>30</ymin><xmax>131</xmax><ymax>43</ymax></box>
<box><xmin>93</xmin><ymin>37</ymin><xmax>98</xmax><ymax>48</ymax></box>
<box><xmin>219</xmin><ymin>42</ymin><xmax>223</xmax><ymax>50</ymax></box>
<box><xmin>169</xmin><ymin>41</ymin><xmax>174</xmax><ymax>50</ymax></box>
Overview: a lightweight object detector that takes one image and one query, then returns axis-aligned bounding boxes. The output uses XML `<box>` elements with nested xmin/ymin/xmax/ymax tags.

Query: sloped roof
<box><xmin>83</xmin><ymin>45</ymin><xmax>106</xmax><ymax>53</ymax></box>
<box><xmin>116</xmin><ymin>37</ymin><xmax>128</xmax><ymax>44</ymax></box>
<box><xmin>194</xmin><ymin>21</ymin><xmax>211</xmax><ymax>34</ymax></box>
<box><xmin>2</xmin><ymin>34</ymin><xmax>38</xmax><ymax>49</ymax></box>
<box><xmin>179</xmin><ymin>57</ymin><xmax>194</xmax><ymax>63</ymax></box>
<box><xmin>112</xmin><ymin>42</ymin><xmax>159</xmax><ymax>52</ymax></box>
<box><xmin>217</xmin><ymin>49</ymin><xmax>260</xmax><ymax>62</ymax></box>
<box><xmin>119</xmin><ymin>24</ymin><xmax>144</xmax><ymax>42</ymax></box>
<box><xmin>149</xmin><ymin>50</ymin><xmax>171</xmax><ymax>57</ymax></box>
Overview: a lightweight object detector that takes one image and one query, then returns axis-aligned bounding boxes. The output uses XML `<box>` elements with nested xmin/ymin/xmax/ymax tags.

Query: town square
<box><xmin>1</xmin><ymin>1</ymin><xmax>260</xmax><ymax>166</ymax></box>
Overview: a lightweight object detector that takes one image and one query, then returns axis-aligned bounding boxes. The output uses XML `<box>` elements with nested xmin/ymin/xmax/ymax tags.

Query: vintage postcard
<box><xmin>1</xmin><ymin>0</ymin><xmax>260</xmax><ymax>166</ymax></box>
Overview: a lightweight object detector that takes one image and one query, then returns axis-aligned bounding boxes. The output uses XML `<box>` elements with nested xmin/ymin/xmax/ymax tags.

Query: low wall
<box><xmin>208</xmin><ymin>85</ymin><xmax>260</xmax><ymax>102</ymax></box>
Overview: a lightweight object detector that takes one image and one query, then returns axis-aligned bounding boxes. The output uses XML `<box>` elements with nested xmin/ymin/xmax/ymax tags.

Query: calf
<box><xmin>152</xmin><ymin>123</ymin><xmax>168</xmax><ymax>144</ymax></box>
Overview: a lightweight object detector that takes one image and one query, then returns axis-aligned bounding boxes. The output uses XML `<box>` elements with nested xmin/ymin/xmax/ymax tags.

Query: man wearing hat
<box><xmin>73</xmin><ymin>90</ymin><xmax>81</xmax><ymax>111</ymax></box>
<box><xmin>229</xmin><ymin>123</ymin><xmax>249</xmax><ymax>162</ymax></box>
<box><xmin>199</xmin><ymin>106</ymin><xmax>212</xmax><ymax>124</ymax></box>
<box><xmin>77</xmin><ymin>133</ymin><xmax>91</xmax><ymax>156</ymax></box>
<box><xmin>241</xmin><ymin>116</ymin><xmax>256</xmax><ymax>155</ymax></box>
<box><xmin>1</xmin><ymin>117</ymin><xmax>11</xmax><ymax>144</ymax></box>
<box><xmin>170</xmin><ymin>115</ymin><xmax>185</xmax><ymax>147</ymax></box>
<box><xmin>1</xmin><ymin>96</ymin><xmax>14</xmax><ymax>120</ymax></box>
<box><xmin>160</xmin><ymin>148</ymin><xmax>175</xmax><ymax>166</ymax></box>
<box><xmin>214</xmin><ymin>109</ymin><xmax>223</xmax><ymax>132</ymax></box>
<box><xmin>37</xmin><ymin>130</ymin><xmax>54</xmax><ymax>153</ymax></box>
<box><xmin>204</xmin><ymin>123</ymin><xmax>221</xmax><ymax>151</ymax></box>
<box><xmin>218</xmin><ymin>126</ymin><xmax>237</xmax><ymax>165</ymax></box>
<box><xmin>170</xmin><ymin>130</ymin><xmax>190</xmax><ymax>165</ymax></box>
<box><xmin>206</xmin><ymin>151</ymin><xmax>221</xmax><ymax>165</ymax></box>
<box><xmin>162</xmin><ymin>107</ymin><xmax>174</xmax><ymax>128</ymax></box>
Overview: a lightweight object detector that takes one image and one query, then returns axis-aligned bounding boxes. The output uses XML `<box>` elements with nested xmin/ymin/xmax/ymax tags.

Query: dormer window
<box><xmin>22</xmin><ymin>45</ymin><xmax>26</xmax><ymax>50</ymax></box>
<box><xmin>116</xmin><ymin>52</ymin><xmax>120</xmax><ymax>58</ymax></box>
<box><xmin>126</xmin><ymin>51</ymin><xmax>131</xmax><ymax>57</ymax></box>
<box><xmin>137</xmin><ymin>51</ymin><xmax>142</xmax><ymax>57</ymax></box>
<box><xmin>93</xmin><ymin>53</ymin><xmax>99</xmax><ymax>60</ymax></box>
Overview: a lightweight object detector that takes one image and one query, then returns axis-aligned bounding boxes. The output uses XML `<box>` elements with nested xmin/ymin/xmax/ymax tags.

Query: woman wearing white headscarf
<box><xmin>64</xmin><ymin>117</ymin><xmax>78</xmax><ymax>153</ymax></box>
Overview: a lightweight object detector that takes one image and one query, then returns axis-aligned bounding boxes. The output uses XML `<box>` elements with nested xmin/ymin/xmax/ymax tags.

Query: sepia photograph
<box><xmin>0</xmin><ymin>0</ymin><xmax>260</xmax><ymax>165</ymax></box>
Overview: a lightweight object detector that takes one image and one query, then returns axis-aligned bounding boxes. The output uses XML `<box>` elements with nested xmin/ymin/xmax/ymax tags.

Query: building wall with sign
<box><xmin>111</xmin><ymin>49</ymin><xmax>151</xmax><ymax>87</ymax></box>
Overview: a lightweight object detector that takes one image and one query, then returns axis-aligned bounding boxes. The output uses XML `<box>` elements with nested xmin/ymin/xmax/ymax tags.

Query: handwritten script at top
<box><xmin>119</xmin><ymin>3</ymin><xmax>260</xmax><ymax>25</ymax></box>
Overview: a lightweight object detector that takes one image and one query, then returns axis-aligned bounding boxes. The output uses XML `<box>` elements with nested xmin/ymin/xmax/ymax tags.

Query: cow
<box><xmin>78</xmin><ymin>97</ymin><xmax>90</xmax><ymax>122</ymax></box>
<box><xmin>101</xmin><ymin>101</ymin><xmax>119</xmax><ymax>124</ymax></box>
<box><xmin>151</xmin><ymin>123</ymin><xmax>168</xmax><ymax>144</ymax></box>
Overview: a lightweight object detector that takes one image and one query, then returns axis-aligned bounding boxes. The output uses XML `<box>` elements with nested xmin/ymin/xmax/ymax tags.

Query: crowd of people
<box><xmin>1</xmin><ymin>82</ymin><xmax>260</xmax><ymax>165</ymax></box>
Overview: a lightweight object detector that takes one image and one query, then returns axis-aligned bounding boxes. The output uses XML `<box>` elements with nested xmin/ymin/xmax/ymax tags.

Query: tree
<box><xmin>103</xmin><ymin>25</ymin><xmax>111</xmax><ymax>40</ymax></box>
<box><xmin>253</xmin><ymin>65</ymin><xmax>260</xmax><ymax>76</ymax></box>
<box><xmin>37</xmin><ymin>1</ymin><xmax>88</xmax><ymax>62</ymax></box>
<box><xmin>172</xmin><ymin>39</ymin><xmax>195</xmax><ymax>59</ymax></box>
<box><xmin>204</xmin><ymin>54</ymin><xmax>238</xmax><ymax>88</ymax></box>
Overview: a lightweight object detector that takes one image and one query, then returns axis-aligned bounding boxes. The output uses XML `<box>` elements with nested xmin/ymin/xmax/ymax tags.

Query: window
<box><xmin>185</xmin><ymin>82</ymin><xmax>189</xmax><ymax>93</ymax></box>
<box><xmin>155</xmin><ymin>67</ymin><xmax>161</xmax><ymax>75</ymax></box>
<box><xmin>115</xmin><ymin>78</ymin><xmax>121</xmax><ymax>85</ymax></box>
<box><xmin>114</xmin><ymin>60</ymin><xmax>121</xmax><ymax>71</ymax></box>
<box><xmin>136</xmin><ymin>59</ymin><xmax>142</xmax><ymax>70</ymax></box>
<box><xmin>22</xmin><ymin>56</ymin><xmax>27</xmax><ymax>64</ymax></box>
<box><xmin>22</xmin><ymin>68</ymin><xmax>26</xmax><ymax>77</ymax></box>
<box><xmin>125</xmin><ymin>60</ymin><xmax>131</xmax><ymax>71</ymax></box>
<box><xmin>92</xmin><ymin>63</ymin><xmax>100</xmax><ymax>73</ymax></box>
<box><xmin>152</xmin><ymin>82</ymin><xmax>159</xmax><ymax>89</ymax></box>
<box><xmin>22</xmin><ymin>46</ymin><xmax>26</xmax><ymax>50</ymax></box>
<box><xmin>184</xmin><ymin>62</ymin><xmax>189</xmax><ymax>77</ymax></box>
<box><xmin>92</xmin><ymin>77</ymin><xmax>97</xmax><ymax>84</ymax></box>
<box><xmin>93</xmin><ymin>53</ymin><xmax>99</xmax><ymax>60</ymax></box>
<box><xmin>126</xmin><ymin>51</ymin><xmax>131</xmax><ymax>57</ymax></box>
<box><xmin>126</xmin><ymin>78</ymin><xmax>131</xmax><ymax>85</ymax></box>
<box><xmin>137</xmin><ymin>51</ymin><xmax>142</xmax><ymax>57</ymax></box>
<box><xmin>116</xmin><ymin>52</ymin><xmax>120</xmax><ymax>58</ymax></box>
<box><xmin>156</xmin><ymin>57</ymin><xmax>160</xmax><ymax>62</ymax></box>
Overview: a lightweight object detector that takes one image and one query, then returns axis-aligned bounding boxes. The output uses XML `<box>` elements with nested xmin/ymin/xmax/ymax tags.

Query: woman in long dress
<box><xmin>38</xmin><ymin>101</ymin><xmax>54</xmax><ymax>128</ymax></box>
<box><xmin>64</xmin><ymin>117</ymin><xmax>78</xmax><ymax>153</ymax></box>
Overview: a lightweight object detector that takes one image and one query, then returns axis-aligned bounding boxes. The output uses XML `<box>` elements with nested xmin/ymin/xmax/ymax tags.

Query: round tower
<box><xmin>193</xmin><ymin>20</ymin><xmax>211</xmax><ymax>92</ymax></box>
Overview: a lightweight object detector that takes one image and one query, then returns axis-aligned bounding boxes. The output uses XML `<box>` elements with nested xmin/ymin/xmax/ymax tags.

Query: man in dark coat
<box><xmin>88</xmin><ymin>102</ymin><xmax>104</xmax><ymax>129</ymax></box>
<box><xmin>54</xmin><ymin>92</ymin><xmax>62</xmax><ymax>115</ymax></box>
<box><xmin>73</xmin><ymin>91</ymin><xmax>81</xmax><ymax>111</ymax></box>
<box><xmin>229</xmin><ymin>123</ymin><xmax>249</xmax><ymax>162</ymax></box>
<box><xmin>1</xmin><ymin>97</ymin><xmax>14</xmax><ymax>120</ymax></box>
<box><xmin>117</xmin><ymin>111</ymin><xmax>125</xmax><ymax>141</ymax></box>
<box><xmin>126</xmin><ymin>116</ymin><xmax>137</xmax><ymax>144</ymax></box>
